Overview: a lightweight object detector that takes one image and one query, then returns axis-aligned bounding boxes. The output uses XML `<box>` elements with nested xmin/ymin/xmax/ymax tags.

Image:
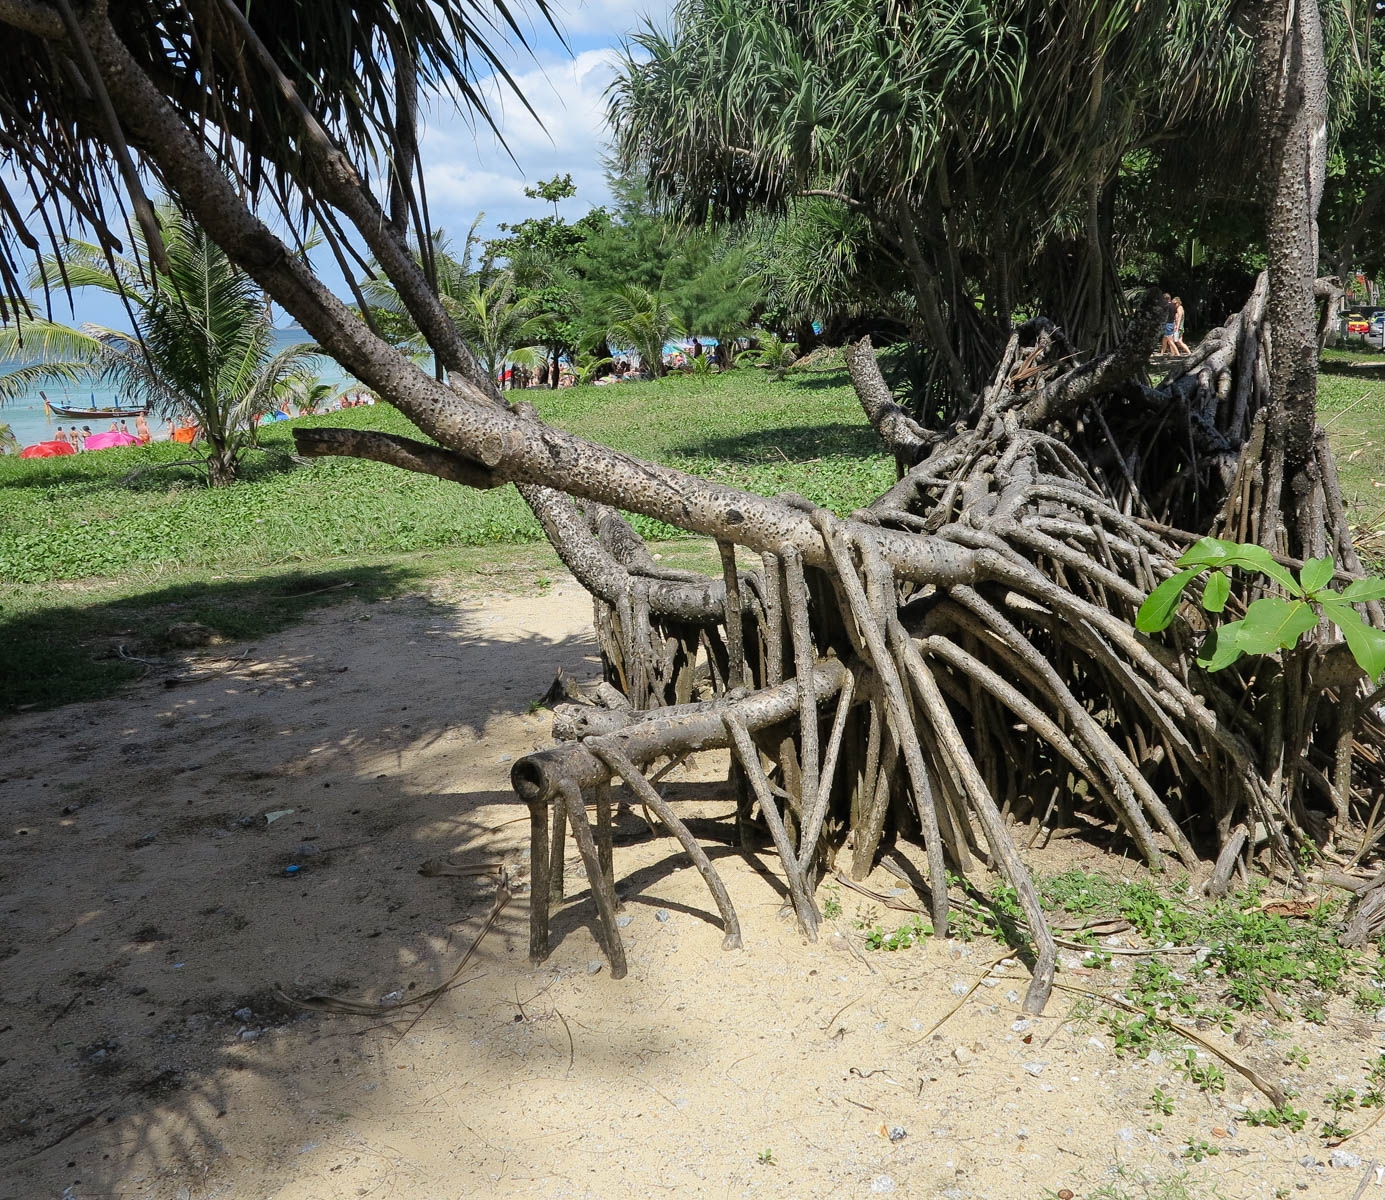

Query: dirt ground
<box><xmin>2</xmin><ymin>573</ymin><xmax>1384</xmax><ymax>1200</ymax></box>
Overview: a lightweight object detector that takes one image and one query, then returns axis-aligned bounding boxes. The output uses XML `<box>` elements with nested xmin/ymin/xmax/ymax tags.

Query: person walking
<box><xmin>1160</xmin><ymin>293</ymin><xmax>1178</xmax><ymax>356</ymax></box>
<box><xmin>1172</xmin><ymin>297</ymin><xmax>1191</xmax><ymax>356</ymax></box>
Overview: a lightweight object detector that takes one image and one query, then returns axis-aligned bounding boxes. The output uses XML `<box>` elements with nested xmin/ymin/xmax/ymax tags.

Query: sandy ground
<box><xmin>3</xmin><ymin>574</ymin><xmax>1384</xmax><ymax>1200</ymax></box>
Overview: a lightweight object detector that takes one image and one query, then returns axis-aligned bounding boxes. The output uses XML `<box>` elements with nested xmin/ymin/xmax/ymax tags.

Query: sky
<box><xmin>29</xmin><ymin>0</ymin><xmax>673</xmax><ymax>332</ymax></box>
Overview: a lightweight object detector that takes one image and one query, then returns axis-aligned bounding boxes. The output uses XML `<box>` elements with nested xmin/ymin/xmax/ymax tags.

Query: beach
<box><xmin>0</xmin><ymin>328</ymin><xmax>353</xmax><ymax>448</ymax></box>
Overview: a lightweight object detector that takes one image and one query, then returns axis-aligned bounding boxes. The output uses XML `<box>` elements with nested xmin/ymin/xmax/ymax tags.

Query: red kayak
<box><xmin>20</xmin><ymin>440</ymin><xmax>76</xmax><ymax>458</ymax></box>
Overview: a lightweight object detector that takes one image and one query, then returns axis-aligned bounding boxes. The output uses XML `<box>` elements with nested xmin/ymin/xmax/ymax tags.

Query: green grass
<box><xmin>0</xmin><ymin>365</ymin><xmax>892</xmax><ymax>585</ymax></box>
<box><xmin>1317</xmin><ymin>347</ymin><xmax>1385</xmax><ymax>535</ymax></box>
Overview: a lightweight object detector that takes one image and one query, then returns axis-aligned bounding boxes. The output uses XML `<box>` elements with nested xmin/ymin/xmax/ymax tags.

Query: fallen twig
<box><xmin>556</xmin><ymin>1008</ymin><xmax>575</xmax><ymax>1077</ymax></box>
<box><xmin>1048</xmin><ymin>979</ymin><xmax>1286</xmax><ymax>1106</ymax></box>
<box><xmin>162</xmin><ymin>649</ymin><xmax>252</xmax><ymax>688</ymax></box>
<box><xmin>908</xmin><ymin>950</ymin><xmax>1013</xmax><ymax>1046</ymax></box>
<box><xmin>280</xmin><ymin>580</ymin><xmax>355</xmax><ymax>599</ymax></box>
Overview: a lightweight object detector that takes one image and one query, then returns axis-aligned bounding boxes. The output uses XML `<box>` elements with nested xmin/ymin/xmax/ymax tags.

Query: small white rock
<box><xmin>950</xmin><ymin>981</ymin><xmax>969</xmax><ymax>996</ymax></box>
<box><xmin>952</xmin><ymin>1045</ymin><xmax>975</xmax><ymax>1065</ymax></box>
<box><xmin>1011</xmin><ymin>1019</ymin><xmax>1033</xmax><ymax>1034</ymax></box>
<box><xmin>1023</xmin><ymin>1061</ymin><xmax>1047</xmax><ymax>1076</ymax></box>
<box><xmin>1330</xmin><ymin>1149</ymin><xmax>1363</xmax><ymax>1170</ymax></box>
<box><xmin>869</xmin><ymin>1175</ymin><xmax>896</xmax><ymax>1194</ymax></box>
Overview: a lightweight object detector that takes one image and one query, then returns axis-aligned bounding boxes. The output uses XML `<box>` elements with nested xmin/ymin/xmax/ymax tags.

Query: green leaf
<box><xmin>1341</xmin><ymin>577</ymin><xmax>1385</xmax><ymax>602</ymax></box>
<box><xmin>1178</xmin><ymin>539</ymin><xmax>1300</xmax><ymax>596</ymax></box>
<box><xmin>1136</xmin><ymin>569</ymin><xmax>1200</xmax><ymax>633</ymax></box>
<box><xmin>1196</xmin><ymin>621</ymin><xmax>1246</xmax><ymax>672</ymax></box>
<box><xmin>1298</xmin><ymin>557</ymin><xmax>1335</xmax><ymax>594</ymax></box>
<box><xmin>1202</xmin><ymin>571</ymin><xmax>1230</xmax><ymax>614</ymax></box>
<box><xmin>1176</xmin><ymin>537</ymin><xmax>1237</xmax><ymax>568</ymax></box>
<box><xmin>1236</xmin><ymin>597</ymin><xmax>1317</xmax><ymax>656</ymax></box>
<box><xmin>1321</xmin><ymin>598</ymin><xmax>1385</xmax><ymax>682</ymax></box>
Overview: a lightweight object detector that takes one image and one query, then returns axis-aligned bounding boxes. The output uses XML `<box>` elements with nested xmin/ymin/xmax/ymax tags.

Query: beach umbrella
<box><xmin>20</xmin><ymin>440</ymin><xmax>75</xmax><ymax>458</ymax></box>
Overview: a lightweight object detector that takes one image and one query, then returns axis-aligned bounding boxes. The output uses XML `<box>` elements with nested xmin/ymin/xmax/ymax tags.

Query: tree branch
<box><xmin>0</xmin><ymin>0</ymin><xmax>62</xmax><ymax>38</ymax></box>
<box><xmin>292</xmin><ymin>427</ymin><xmax>501</xmax><ymax>489</ymax></box>
<box><xmin>843</xmin><ymin>335</ymin><xmax>938</xmax><ymax>461</ymax></box>
<box><xmin>1018</xmin><ymin>287</ymin><xmax>1164</xmax><ymax>426</ymax></box>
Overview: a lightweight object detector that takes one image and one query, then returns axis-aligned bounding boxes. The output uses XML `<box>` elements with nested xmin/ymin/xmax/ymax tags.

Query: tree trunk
<box><xmin>1254</xmin><ymin>0</ymin><xmax>1329</xmax><ymax>557</ymax></box>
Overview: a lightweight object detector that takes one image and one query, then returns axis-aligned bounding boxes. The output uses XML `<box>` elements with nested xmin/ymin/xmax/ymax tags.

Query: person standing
<box><xmin>135</xmin><ymin>413</ymin><xmax>151</xmax><ymax>443</ymax></box>
<box><xmin>1160</xmin><ymin>293</ymin><xmax>1178</xmax><ymax>356</ymax></box>
<box><xmin>81</xmin><ymin>425</ymin><xmax>93</xmax><ymax>447</ymax></box>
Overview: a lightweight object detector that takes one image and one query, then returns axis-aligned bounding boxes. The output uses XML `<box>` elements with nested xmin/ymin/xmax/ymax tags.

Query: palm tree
<box><xmin>604</xmin><ymin>284</ymin><xmax>680</xmax><ymax>378</ymax></box>
<box><xmin>452</xmin><ymin>271</ymin><xmax>546</xmax><ymax>383</ymax></box>
<box><xmin>0</xmin><ymin>205</ymin><xmax>315</xmax><ymax>485</ymax></box>
<box><xmin>747</xmin><ymin>334</ymin><xmax>797</xmax><ymax>381</ymax></box>
<box><xmin>281</xmin><ymin>378</ymin><xmax>344</xmax><ymax>416</ymax></box>
<box><xmin>359</xmin><ymin>220</ymin><xmax>487</xmax><ymax>361</ymax></box>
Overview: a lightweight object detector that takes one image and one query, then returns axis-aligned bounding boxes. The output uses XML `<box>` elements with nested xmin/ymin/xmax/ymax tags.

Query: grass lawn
<box><xmin>0</xmin><ymin>362</ymin><xmax>891</xmax><ymax>585</ymax></box>
<box><xmin>1318</xmin><ymin>346</ymin><xmax>1385</xmax><ymax>533</ymax></box>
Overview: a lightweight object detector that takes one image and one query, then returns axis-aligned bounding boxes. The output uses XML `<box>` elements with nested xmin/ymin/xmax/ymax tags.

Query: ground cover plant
<box><xmin>842</xmin><ymin>861</ymin><xmax>1385</xmax><ymax>1152</ymax></box>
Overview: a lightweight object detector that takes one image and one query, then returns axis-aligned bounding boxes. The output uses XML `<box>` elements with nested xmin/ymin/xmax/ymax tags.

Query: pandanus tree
<box><xmin>609</xmin><ymin>0</ymin><xmax>1364</xmax><ymax>407</ymax></box>
<box><xmin>0</xmin><ymin>205</ymin><xmax>315</xmax><ymax>484</ymax></box>
<box><xmin>0</xmin><ymin>0</ymin><xmax>1381</xmax><ymax>1016</ymax></box>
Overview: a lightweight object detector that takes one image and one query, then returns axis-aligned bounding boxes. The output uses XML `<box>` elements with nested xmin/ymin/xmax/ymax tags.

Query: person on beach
<box><xmin>119</xmin><ymin>419</ymin><xmax>131</xmax><ymax>436</ymax></box>
<box><xmin>54</xmin><ymin>425</ymin><xmax>68</xmax><ymax>447</ymax></box>
<box><xmin>81</xmin><ymin>425</ymin><xmax>93</xmax><ymax>446</ymax></box>
<box><xmin>135</xmin><ymin>413</ymin><xmax>151</xmax><ymax>443</ymax></box>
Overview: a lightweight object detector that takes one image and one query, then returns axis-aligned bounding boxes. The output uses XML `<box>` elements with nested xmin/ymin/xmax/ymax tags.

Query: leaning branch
<box><xmin>843</xmin><ymin>336</ymin><xmax>939</xmax><ymax>462</ymax></box>
<box><xmin>293</xmin><ymin>427</ymin><xmax>501</xmax><ymax>489</ymax></box>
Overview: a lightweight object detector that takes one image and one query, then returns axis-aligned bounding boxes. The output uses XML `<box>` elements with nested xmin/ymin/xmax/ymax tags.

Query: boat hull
<box><xmin>48</xmin><ymin>403</ymin><xmax>149</xmax><ymax>418</ymax></box>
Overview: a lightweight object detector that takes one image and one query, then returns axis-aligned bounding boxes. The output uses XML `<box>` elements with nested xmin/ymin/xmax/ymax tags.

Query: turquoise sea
<box><xmin>0</xmin><ymin>328</ymin><xmax>356</xmax><ymax>449</ymax></box>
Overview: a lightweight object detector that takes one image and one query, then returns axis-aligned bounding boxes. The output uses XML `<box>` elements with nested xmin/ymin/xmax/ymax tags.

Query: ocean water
<box><xmin>0</xmin><ymin>328</ymin><xmax>356</xmax><ymax>449</ymax></box>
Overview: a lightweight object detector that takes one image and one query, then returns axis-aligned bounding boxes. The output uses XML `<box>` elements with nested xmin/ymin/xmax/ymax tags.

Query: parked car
<box><xmin>1369</xmin><ymin>313</ymin><xmax>1385</xmax><ymax>349</ymax></box>
<box><xmin>1346</xmin><ymin>312</ymin><xmax>1370</xmax><ymax>335</ymax></box>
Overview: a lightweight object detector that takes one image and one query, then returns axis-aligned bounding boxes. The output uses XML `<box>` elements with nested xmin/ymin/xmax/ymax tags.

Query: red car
<box><xmin>1346</xmin><ymin>312</ymin><xmax>1369</xmax><ymax>335</ymax></box>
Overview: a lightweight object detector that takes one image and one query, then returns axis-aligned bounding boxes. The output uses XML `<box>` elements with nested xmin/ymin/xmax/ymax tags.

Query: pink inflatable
<box><xmin>83</xmin><ymin>430</ymin><xmax>142</xmax><ymax>450</ymax></box>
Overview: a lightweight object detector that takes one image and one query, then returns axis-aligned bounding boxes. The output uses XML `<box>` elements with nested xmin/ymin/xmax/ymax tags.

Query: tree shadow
<box><xmin>674</xmin><ymin>423</ymin><xmax>885</xmax><ymax>465</ymax></box>
<box><xmin>0</xmin><ymin>584</ymin><xmax>618</xmax><ymax>1197</ymax></box>
<box><xmin>1</xmin><ymin>562</ymin><xmax>431</xmax><ymax>713</ymax></box>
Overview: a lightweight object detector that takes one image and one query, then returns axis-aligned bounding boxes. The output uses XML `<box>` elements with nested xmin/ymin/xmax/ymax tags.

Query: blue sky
<box><xmin>34</xmin><ymin>0</ymin><xmax>672</xmax><ymax>331</ymax></box>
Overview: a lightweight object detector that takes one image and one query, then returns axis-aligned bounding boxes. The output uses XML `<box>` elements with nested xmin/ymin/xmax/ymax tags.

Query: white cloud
<box><xmin>418</xmin><ymin>45</ymin><xmax>638</xmax><ymax>236</ymax></box>
<box><xmin>547</xmin><ymin>0</ymin><xmax>669</xmax><ymax>37</ymax></box>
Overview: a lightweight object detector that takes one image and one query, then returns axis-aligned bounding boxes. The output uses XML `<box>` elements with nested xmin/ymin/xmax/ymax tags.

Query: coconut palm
<box><xmin>0</xmin><ymin>205</ymin><xmax>316</xmax><ymax>485</ymax></box>
<box><xmin>604</xmin><ymin>284</ymin><xmax>680</xmax><ymax>378</ymax></box>
<box><xmin>280</xmin><ymin>378</ymin><xmax>344</xmax><ymax>416</ymax></box>
<box><xmin>452</xmin><ymin>271</ymin><xmax>547</xmax><ymax>383</ymax></box>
